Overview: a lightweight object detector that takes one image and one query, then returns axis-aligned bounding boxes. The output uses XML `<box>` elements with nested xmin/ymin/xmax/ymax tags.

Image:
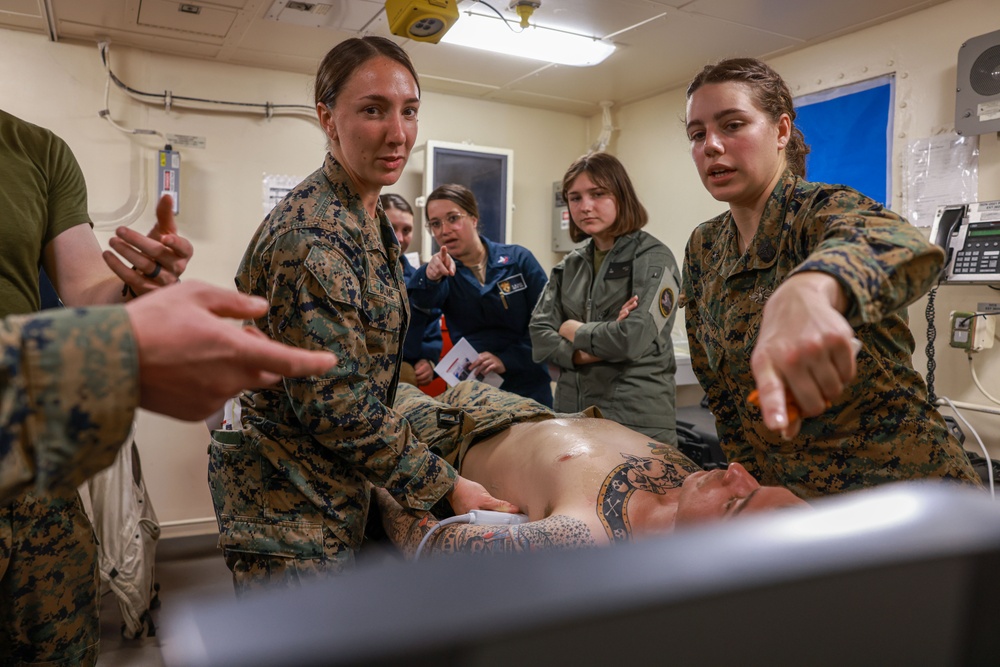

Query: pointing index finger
<box><xmin>751</xmin><ymin>364</ymin><xmax>789</xmax><ymax>432</ymax></box>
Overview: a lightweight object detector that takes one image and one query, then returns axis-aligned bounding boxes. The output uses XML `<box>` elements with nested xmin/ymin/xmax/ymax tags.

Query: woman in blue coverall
<box><xmin>407</xmin><ymin>183</ymin><xmax>553</xmax><ymax>406</ymax></box>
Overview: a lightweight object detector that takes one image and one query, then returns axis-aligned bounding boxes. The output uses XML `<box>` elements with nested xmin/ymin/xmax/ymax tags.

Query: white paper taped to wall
<box><xmin>262</xmin><ymin>173</ymin><xmax>303</xmax><ymax>216</ymax></box>
<box><xmin>903</xmin><ymin>134</ymin><xmax>978</xmax><ymax>227</ymax></box>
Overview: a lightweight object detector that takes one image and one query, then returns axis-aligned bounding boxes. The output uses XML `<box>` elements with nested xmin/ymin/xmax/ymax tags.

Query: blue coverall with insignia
<box><xmin>408</xmin><ymin>235</ymin><xmax>553</xmax><ymax>407</ymax></box>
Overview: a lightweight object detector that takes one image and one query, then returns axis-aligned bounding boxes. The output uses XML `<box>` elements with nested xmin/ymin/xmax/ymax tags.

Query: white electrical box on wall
<box><xmin>950</xmin><ymin>311</ymin><xmax>997</xmax><ymax>351</ymax></box>
<box><xmin>158</xmin><ymin>146</ymin><xmax>180</xmax><ymax>214</ymax></box>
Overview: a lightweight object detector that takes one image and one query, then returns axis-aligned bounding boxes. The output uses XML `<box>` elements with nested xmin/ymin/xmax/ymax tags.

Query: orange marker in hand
<box><xmin>747</xmin><ymin>389</ymin><xmax>833</xmax><ymax>423</ymax></box>
<box><xmin>746</xmin><ymin>388</ymin><xmax>802</xmax><ymax>423</ymax></box>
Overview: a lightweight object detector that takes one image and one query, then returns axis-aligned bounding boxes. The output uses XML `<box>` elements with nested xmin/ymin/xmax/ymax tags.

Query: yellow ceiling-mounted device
<box><xmin>385</xmin><ymin>0</ymin><xmax>459</xmax><ymax>44</ymax></box>
<box><xmin>509</xmin><ymin>1</ymin><xmax>540</xmax><ymax>29</ymax></box>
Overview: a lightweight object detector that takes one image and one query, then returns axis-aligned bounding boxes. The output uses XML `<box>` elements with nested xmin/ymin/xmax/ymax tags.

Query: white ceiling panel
<box><xmin>50</xmin><ymin>0</ymin><xmax>132</xmax><ymax>32</ymax></box>
<box><xmin>0</xmin><ymin>0</ymin><xmax>39</xmax><ymax>16</ymax></box>
<box><xmin>261</xmin><ymin>0</ymin><xmax>384</xmax><ymax>32</ymax></box>
<box><xmin>475</xmin><ymin>0</ymin><xmax>675</xmax><ymax>38</ymax></box>
<box><xmin>404</xmin><ymin>41</ymin><xmax>568</xmax><ymax>89</ymax></box>
<box><xmin>206</xmin><ymin>0</ymin><xmax>255</xmax><ymax>9</ymax></box>
<box><xmin>234</xmin><ymin>19</ymin><xmax>354</xmax><ymax>58</ymax></box>
<box><xmin>684</xmin><ymin>0</ymin><xmax>944</xmax><ymax>42</ymax></box>
<box><xmin>0</xmin><ymin>13</ymin><xmax>41</xmax><ymax>32</ymax></box>
<box><xmin>477</xmin><ymin>87</ymin><xmax>604</xmax><ymax>116</ymax></box>
<box><xmin>137</xmin><ymin>0</ymin><xmax>236</xmax><ymax>37</ymax></box>
<box><xmin>0</xmin><ymin>0</ymin><xmax>952</xmax><ymax>116</ymax></box>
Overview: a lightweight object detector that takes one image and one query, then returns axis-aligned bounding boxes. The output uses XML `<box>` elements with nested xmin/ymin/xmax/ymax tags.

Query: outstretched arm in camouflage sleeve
<box><xmin>0</xmin><ymin>282</ymin><xmax>337</xmax><ymax>504</ymax></box>
<box><xmin>374</xmin><ymin>489</ymin><xmax>595</xmax><ymax>557</ymax></box>
<box><xmin>752</xmin><ymin>195</ymin><xmax>938</xmax><ymax>437</ymax></box>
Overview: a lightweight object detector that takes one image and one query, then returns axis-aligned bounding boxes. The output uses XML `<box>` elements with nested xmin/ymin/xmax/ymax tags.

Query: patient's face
<box><xmin>674</xmin><ymin>462</ymin><xmax>807</xmax><ymax>525</ymax></box>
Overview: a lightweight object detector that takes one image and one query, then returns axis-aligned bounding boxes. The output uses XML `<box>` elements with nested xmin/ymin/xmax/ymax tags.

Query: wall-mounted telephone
<box><xmin>928</xmin><ymin>200</ymin><xmax>1000</xmax><ymax>284</ymax></box>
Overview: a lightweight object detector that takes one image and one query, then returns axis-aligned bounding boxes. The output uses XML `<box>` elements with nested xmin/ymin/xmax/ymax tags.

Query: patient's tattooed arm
<box><xmin>374</xmin><ymin>488</ymin><xmax>596</xmax><ymax>557</ymax></box>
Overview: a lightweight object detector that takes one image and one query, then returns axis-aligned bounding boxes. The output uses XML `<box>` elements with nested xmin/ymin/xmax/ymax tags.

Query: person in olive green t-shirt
<box><xmin>0</xmin><ymin>108</ymin><xmax>194</xmax><ymax>666</ymax></box>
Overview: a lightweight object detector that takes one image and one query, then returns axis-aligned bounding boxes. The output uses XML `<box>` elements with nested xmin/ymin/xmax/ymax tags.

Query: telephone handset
<box><xmin>928</xmin><ymin>200</ymin><xmax>1000</xmax><ymax>284</ymax></box>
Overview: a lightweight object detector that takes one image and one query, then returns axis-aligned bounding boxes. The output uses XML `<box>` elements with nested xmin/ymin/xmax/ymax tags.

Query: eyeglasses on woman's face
<box><xmin>427</xmin><ymin>212</ymin><xmax>468</xmax><ymax>233</ymax></box>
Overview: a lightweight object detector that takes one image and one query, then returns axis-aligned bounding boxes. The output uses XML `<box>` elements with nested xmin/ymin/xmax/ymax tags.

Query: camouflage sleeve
<box><xmin>529</xmin><ymin>265</ymin><xmax>576</xmax><ymax>368</ymax></box>
<box><xmin>0</xmin><ymin>307</ymin><xmax>138</xmax><ymax>503</ymax></box>
<box><xmin>574</xmin><ymin>248</ymin><xmax>680</xmax><ymax>363</ymax></box>
<box><xmin>788</xmin><ymin>189</ymin><xmax>945</xmax><ymax>326</ymax></box>
<box><xmin>271</xmin><ymin>236</ymin><xmax>456</xmax><ymax>511</ymax></box>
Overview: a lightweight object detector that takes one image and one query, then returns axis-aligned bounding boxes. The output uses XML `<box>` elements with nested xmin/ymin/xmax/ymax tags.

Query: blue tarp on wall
<box><xmin>795</xmin><ymin>76</ymin><xmax>894</xmax><ymax>207</ymax></box>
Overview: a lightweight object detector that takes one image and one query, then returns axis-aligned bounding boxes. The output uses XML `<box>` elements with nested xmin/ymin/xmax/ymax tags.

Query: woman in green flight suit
<box><xmin>530</xmin><ymin>152</ymin><xmax>681</xmax><ymax>444</ymax></box>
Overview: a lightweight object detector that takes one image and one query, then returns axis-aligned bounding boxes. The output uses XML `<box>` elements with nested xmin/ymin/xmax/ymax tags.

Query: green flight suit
<box><xmin>530</xmin><ymin>230</ymin><xmax>681</xmax><ymax>443</ymax></box>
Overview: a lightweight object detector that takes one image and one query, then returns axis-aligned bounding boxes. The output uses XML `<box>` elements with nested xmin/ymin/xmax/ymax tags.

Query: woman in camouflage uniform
<box><xmin>213</xmin><ymin>37</ymin><xmax>513</xmax><ymax>594</ymax></box>
<box><xmin>680</xmin><ymin>57</ymin><xmax>980</xmax><ymax>498</ymax></box>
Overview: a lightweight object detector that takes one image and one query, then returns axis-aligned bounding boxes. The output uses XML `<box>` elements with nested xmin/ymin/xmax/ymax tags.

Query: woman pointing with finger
<box><xmin>680</xmin><ymin>57</ymin><xmax>979</xmax><ymax>497</ymax></box>
<box><xmin>408</xmin><ymin>184</ymin><xmax>553</xmax><ymax>406</ymax></box>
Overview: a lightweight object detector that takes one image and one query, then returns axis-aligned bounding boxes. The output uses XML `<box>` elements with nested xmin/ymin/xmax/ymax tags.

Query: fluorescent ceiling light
<box><xmin>441</xmin><ymin>11</ymin><xmax>615</xmax><ymax>67</ymax></box>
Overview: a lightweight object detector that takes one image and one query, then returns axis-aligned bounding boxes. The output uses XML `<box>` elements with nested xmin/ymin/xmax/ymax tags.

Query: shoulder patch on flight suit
<box><xmin>646</xmin><ymin>265</ymin><xmax>677</xmax><ymax>332</ymax></box>
<box><xmin>658</xmin><ymin>287</ymin><xmax>676</xmax><ymax>318</ymax></box>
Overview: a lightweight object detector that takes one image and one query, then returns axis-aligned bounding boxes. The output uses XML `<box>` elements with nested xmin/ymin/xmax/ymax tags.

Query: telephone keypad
<box><xmin>954</xmin><ymin>239</ymin><xmax>1000</xmax><ymax>274</ymax></box>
